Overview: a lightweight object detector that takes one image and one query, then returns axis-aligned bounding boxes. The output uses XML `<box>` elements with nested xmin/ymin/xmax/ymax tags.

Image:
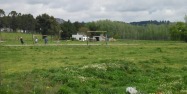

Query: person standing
<box><xmin>44</xmin><ymin>37</ymin><xmax>48</xmax><ymax>44</ymax></box>
<box><xmin>35</xmin><ymin>37</ymin><xmax>38</xmax><ymax>44</ymax></box>
<box><xmin>20</xmin><ymin>37</ymin><xmax>24</xmax><ymax>44</ymax></box>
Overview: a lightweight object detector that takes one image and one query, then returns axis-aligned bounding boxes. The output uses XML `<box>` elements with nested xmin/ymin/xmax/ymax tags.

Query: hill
<box><xmin>130</xmin><ymin>20</ymin><xmax>170</xmax><ymax>26</ymax></box>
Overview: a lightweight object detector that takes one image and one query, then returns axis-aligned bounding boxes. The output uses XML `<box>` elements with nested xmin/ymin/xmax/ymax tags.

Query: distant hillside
<box><xmin>130</xmin><ymin>20</ymin><xmax>170</xmax><ymax>26</ymax></box>
<box><xmin>55</xmin><ymin>18</ymin><xmax>65</xmax><ymax>24</ymax></box>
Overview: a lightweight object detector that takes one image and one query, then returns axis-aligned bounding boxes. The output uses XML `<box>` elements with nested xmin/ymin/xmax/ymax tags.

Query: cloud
<box><xmin>0</xmin><ymin>0</ymin><xmax>187</xmax><ymax>22</ymax></box>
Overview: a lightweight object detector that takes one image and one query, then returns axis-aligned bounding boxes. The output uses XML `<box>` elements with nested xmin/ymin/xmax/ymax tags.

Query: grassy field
<box><xmin>0</xmin><ymin>32</ymin><xmax>187</xmax><ymax>94</ymax></box>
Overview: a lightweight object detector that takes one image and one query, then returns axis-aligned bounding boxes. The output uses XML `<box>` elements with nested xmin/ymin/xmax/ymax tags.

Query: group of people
<box><xmin>19</xmin><ymin>37</ymin><xmax>48</xmax><ymax>45</ymax></box>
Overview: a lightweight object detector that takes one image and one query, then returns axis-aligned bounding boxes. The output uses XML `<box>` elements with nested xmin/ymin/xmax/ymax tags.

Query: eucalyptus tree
<box><xmin>20</xmin><ymin>14</ymin><xmax>36</xmax><ymax>33</ymax></box>
<box><xmin>8</xmin><ymin>11</ymin><xmax>19</xmax><ymax>17</ymax></box>
<box><xmin>36</xmin><ymin>13</ymin><xmax>60</xmax><ymax>36</ymax></box>
<box><xmin>78</xmin><ymin>26</ymin><xmax>89</xmax><ymax>35</ymax></box>
<box><xmin>60</xmin><ymin>20</ymin><xmax>76</xmax><ymax>40</ymax></box>
<box><xmin>0</xmin><ymin>9</ymin><xmax>5</xmax><ymax>30</ymax></box>
<box><xmin>74</xmin><ymin>21</ymin><xmax>85</xmax><ymax>31</ymax></box>
<box><xmin>0</xmin><ymin>9</ymin><xmax>5</xmax><ymax>40</ymax></box>
<box><xmin>8</xmin><ymin>11</ymin><xmax>19</xmax><ymax>32</ymax></box>
<box><xmin>0</xmin><ymin>9</ymin><xmax>5</xmax><ymax>17</ymax></box>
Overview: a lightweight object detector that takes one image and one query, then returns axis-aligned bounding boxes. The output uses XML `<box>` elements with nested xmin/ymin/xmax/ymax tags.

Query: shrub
<box><xmin>57</xmin><ymin>86</ymin><xmax>71</xmax><ymax>94</ymax></box>
<box><xmin>183</xmin><ymin>75</ymin><xmax>187</xmax><ymax>85</ymax></box>
<box><xmin>155</xmin><ymin>47</ymin><xmax>163</xmax><ymax>52</ymax></box>
<box><xmin>66</xmin><ymin>80</ymin><xmax>80</xmax><ymax>88</ymax></box>
<box><xmin>181</xmin><ymin>66</ymin><xmax>187</xmax><ymax>71</ymax></box>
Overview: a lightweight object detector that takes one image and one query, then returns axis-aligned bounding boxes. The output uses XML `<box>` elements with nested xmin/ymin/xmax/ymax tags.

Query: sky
<box><xmin>0</xmin><ymin>0</ymin><xmax>187</xmax><ymax>22</ymax></box>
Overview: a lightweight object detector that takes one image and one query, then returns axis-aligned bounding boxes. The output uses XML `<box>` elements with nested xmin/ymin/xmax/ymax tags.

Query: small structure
<box><xmin>92</xmin><ymin>34</ymin><xmax>106</xmax><ymax>41</ymax></box>
<box><xmin>87</xmin><ymin>31</ymin><xmax>107</xmax><ymax>42</ymax></box>
<box><xmin>72</xmin><ymin>33</ymin><xmax>88</xmax><ymax>41</ymax></box>
<box><xmin>87</xmin><ymin>31</ymin><xmax>108</xmax><ymax>45</ymax></box>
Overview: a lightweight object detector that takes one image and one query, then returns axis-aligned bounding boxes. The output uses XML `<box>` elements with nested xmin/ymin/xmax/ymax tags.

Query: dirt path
<box><xmin>3</xmin><ymin>44</ymin><xmax>139</xmax><ymax>47</ymax></box>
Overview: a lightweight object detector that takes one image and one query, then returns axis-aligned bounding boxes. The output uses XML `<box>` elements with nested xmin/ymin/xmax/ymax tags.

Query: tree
<box><xmin>1</xmin><ymin>16</ymin><xmax>11</xmax><ymax>31</ymax></box>
<box><xmin>73</xmin><ymin>21</ymin><xmax>85</xmax><ymax>31</ymax></box>
<box><xmin>85</xmin><ymin>20</ymin><xmax>171</xmax><ymax>40</ymax></box>
<box><xmin>8</xmin><ymin>11</ymin><xmax>19</xmax><ymax>32</ymax></box>
<box><xmin>60</xmin><ymin>20</ymin><xmax>76</xmax><ymax>40</ymax></box>
<box><xmin>86</xmin><ymin>22</ymin><xmax>99</xmax><ymax>31</ymax></box>
<box><xmin>16</xmin><ymin>13</ymin><xmax>22</xmax><ymax>31</ymax></box>
<box><xmin>0</xmin><ymin>9</ymin><xmax>5</xmax><ymax>17</ymax></box>
<box><xmin>0</xmin><ymin>9</ymin><xmax>5</xmax><ymax>40</ymax></box>
<box><xmin>169</xmin><ymin>15</ymin><xmax>187</xmax><ymax>42</ymax></box>
<box><xmin>20</xmin><ymin>14</ymin><xmax>36</xmax><ymax>33</ymax></box>
<box><xmin>36</xmin><ymin>13</ymin><xmax>60</xmax><ymax>36</ymax></box>
<box><xmin>86</xmin><ymin>21</ymin><xmax>102</xmax><ymax>37</ymax></box>
<box><xmin>170</xmin><ymin>22</ymin><xmax>186</xmax><ymax>41</ymax></box>
<box><xmin>0</xmin><ymin>9</ymin><xmax>5</xmax><ymax>30</ymax></box>
<box><xmin>8</xmin><ymin>11</ymin><xmax>18</xmax><ymax>17</ymax></box>
<box><xmin>182</xmin><ymin>15</ymin><xmax>187</xmax><ymax>42</ymax></box>
<box><xmin>78</xmin><ymin>27</ymin><xmax>89</xmax><ymax>35</ymax></box>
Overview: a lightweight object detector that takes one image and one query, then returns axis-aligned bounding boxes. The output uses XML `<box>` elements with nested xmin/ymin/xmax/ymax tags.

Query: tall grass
<box><xmin>0</xmin><ymin>33</ymin><xmax>187</xmax><ymax>93</ymax></box>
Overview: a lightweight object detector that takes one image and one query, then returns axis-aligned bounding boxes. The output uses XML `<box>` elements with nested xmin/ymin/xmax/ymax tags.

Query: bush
<box><xmin>57</xmin><ymin>86</ymin><xmax>71</xmax><ymax>94</ymax></box>
<box><xmin>181</xmin><ymin>66</ymin><xmax>187</xmax><ymax>71</ymax></box>
<box><xmin>183</xmin><ymin>75</ymin><xmax>187</xmax><ymax>85</ymax></box>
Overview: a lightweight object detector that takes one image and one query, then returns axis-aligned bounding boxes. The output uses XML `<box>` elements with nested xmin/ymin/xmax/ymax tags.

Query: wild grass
<box><xmin>0</xmin><ymin>32</ymin><xmax>187</xmax><ymax>94</ymax></box>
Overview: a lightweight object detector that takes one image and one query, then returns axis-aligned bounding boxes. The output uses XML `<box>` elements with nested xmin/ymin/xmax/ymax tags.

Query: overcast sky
<box><xmin>0</xmin><ymin>0</ymin><xmax>187</xmax><ymax>22</ymax></box>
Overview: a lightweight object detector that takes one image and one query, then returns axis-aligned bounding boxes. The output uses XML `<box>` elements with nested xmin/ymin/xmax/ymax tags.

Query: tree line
<box><xmin>0</xmin><ymin>9</ymin><xmax>60</xmax><ymax>36</ymax></box>
<box><xmin>130</xmin><ymin>20</ymin><xmax>170</xmax><ymax>26</ymax></box>
<box><xmin>86</xmin><ymin>20</ymin><xmax>170</xmax><ymax>40</ymax></box>
<box><xmin>0</xmin><ymin>9</ymin><xmax>85</xmax><ymax>39</ymax></box>
<box><xmin>0</xmin><ymin>9</ymin><xmax>187</xmax><ymax>41</ymax></box>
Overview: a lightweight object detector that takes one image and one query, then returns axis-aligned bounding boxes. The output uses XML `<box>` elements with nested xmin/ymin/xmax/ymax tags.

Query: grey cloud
<box><xmin>56</xmin><ymin>0</ymin><xmax>93</xmax><ymax>12</ymax></box>
<box><xmin>26</xmin><ymin>0</ymin><xmax>51</xmax><ymax>5</ymax></box>
<box><xmin>26</xmin><ymin>0</ymin><xmax>94</xmax><ymax>12</ymax></box>
<box><xmin>0</xmin><ymin>0</ymin><xmax>25</xmax><ymax>4</ymax></box>
<box><xmin>102</xmin><ymin>0</ymin><xmax>187</xmax><ymax>12</ymax></box>
<box><xmin>0</xmin><ymin>0</ymin><xmax>187</xmax><ymax>22</ymax></box>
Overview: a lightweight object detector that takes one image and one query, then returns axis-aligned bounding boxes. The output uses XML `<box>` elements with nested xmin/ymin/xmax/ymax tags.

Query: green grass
<box><xmin>0</xmin><ymin>32</ymin><xmax>187</xmax><ymax>94</ymax></box>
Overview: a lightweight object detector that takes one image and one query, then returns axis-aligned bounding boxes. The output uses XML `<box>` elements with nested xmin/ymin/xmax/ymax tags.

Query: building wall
<box><xmin>93</xmin><ymin>34</ymin><xmax>105</xmax><ymax>41</ymax></box>
<box><xmin>72</xmin><ymin>33</ymin><xmax>88</xmax><ymax>41</ymax></box>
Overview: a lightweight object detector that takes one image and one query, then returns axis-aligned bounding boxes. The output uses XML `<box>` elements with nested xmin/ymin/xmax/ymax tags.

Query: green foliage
<box><xmin>170</xmin><ymin>22</ymin><xmax>187</xmax><ymax>42</ymax></box>
<box><xmin>183</xmin><ymin>75</ymin><xmax>187</xmax><ymax>85</ymax></box>
<box><xmin>78</xmin><ymin>27</ymin><xmax>89</xmax><ymax>35</ymax></box>
<box><xmin>9</xmin><ymin>11</ymin><xmax>18</xmax><ymax>32</ymax></box>
<box><xmin>36</xmin><ymin>13</ymin><xmax>60</xmax><ymax>35</ymax></box>
<box><xmin>0</xmin><ymin>10</ymin><xmax>36</xmax><ymax>33</ymax></box>
<box><xmin>2</xmin><ymin>59</ymin><xmax>187</xmax><ymax>93</ymax></box>
<box><xmin>0</xmin><ymin>9</ymin><xmax>60</xmax><ymax>39</ymax></box>
<box><xmin>0</xmin><ymin>9</ymin><xmax>5</xmax><ymax>30</ymax></box>
<box><xmin>19</xmin><ymin>14</ymin><xmax>36</xmax><ymax>33</ymax></box>
<box><xmin>0</xmin><ymin>9</ymin><xmax>5</xmax><ymax>17</ymax></box>
<box><xmin>86</xmin><ymin>20</ymin><xmax>170</xmax><ymax>40</ymax></box>
<box><xmin>57</xmin><ymin>86</ymin><xmax>71</xmax><ymax>94</ymax></box>
<box><xmin>60</xmin><ymin>20</ymin><xmax>76</xmax><ymax>39</ymax></box>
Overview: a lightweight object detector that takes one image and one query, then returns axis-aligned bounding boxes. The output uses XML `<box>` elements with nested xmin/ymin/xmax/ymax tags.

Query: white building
<box><xmin>72</xmin><ymin>33</ymin><xmax>88</xmax><ymax>41</ymax></box>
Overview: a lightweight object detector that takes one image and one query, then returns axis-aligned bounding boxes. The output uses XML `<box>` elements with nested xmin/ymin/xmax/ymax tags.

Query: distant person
<box><xmin>20</xmin><ymin>37</ymin><xmax>24</xmax><ymax>44</ymax></box>
<box><xmin>35</xmin><ymin>38</ymin><xmax>38</xmax><ymax>44</ymax></box>
<box><xmin>44</xmin><ymin>37</ymin><xmax>48</xmax><ymax>44</ymax></box>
